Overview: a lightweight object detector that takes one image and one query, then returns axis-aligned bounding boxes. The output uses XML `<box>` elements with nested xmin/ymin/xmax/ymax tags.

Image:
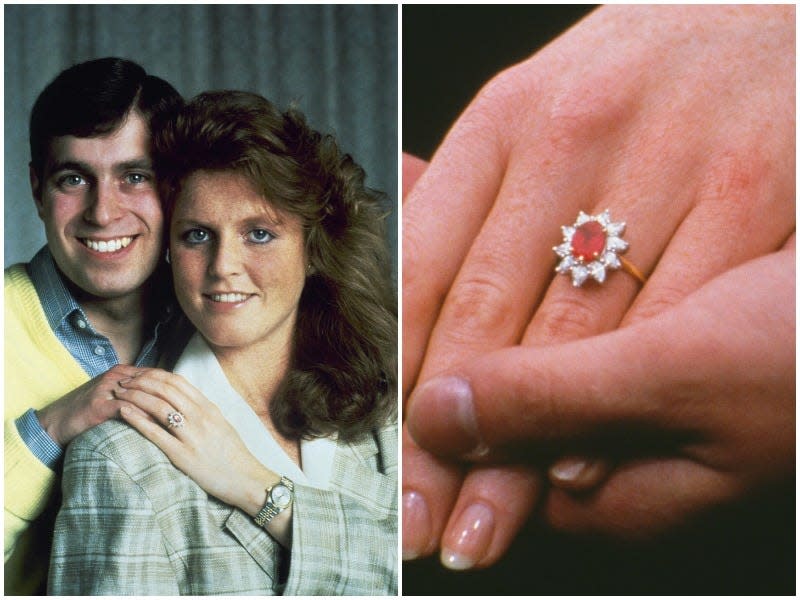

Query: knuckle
<box><xmin>438</xmin><ymin>271</ymin><xmax>521</xmax><ymax>343</ymax></box>
<box><xmin>544</xmin><ymin>72</ymin><xmax>636</xmax><ymax>158</ymax></box>
<box><xmin>626</xmin><ymin>283</ymin><xmax>689</xmax><ymax>325</ymax></box>
<box><xmin>531</xmin><ymin>294</ymin><xmax>604</xmax><ymax>343</ymax></box>
<box><xmin>695</xmin><ymin>149</ymin><xmax>767</xmax><ymax>211</ymax></box>
<box><xmin>467</xmin><ymin>63</ymin><xmax>540</xmax><ymax>146</ymax></box>
<box><xmin>167</xmin><ymin>372</ymin><xmax>187</xmax><ymax>386</ymax></box>
<box><xmin>475</xmin><ymin>64</ymin><xmax>532</xmax><ymax>112</ymax></box>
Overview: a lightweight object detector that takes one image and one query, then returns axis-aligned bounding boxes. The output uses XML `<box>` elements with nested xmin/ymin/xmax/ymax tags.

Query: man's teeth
<box><xmin>211</xmin><ymin>293</ymin><xmax>249</xmax><ymax>303</ymax></box>
<box><xmin>83</xmin><ymin>237</ymin><xmax>133</xmax><ymax>253</ymax></box>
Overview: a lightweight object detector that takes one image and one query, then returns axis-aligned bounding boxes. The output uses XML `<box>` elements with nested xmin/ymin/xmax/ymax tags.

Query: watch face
<box><xmin>271</xmin><ymin>484</ymin><xmax>292</xmax><ymax>509</ymax></box>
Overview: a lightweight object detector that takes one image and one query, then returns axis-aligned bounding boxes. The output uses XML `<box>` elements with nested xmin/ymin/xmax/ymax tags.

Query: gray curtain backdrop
<box><xmin>4</xmin><ymin>4</ymin><xmax>398</xmax><ymax>273</ymax></box>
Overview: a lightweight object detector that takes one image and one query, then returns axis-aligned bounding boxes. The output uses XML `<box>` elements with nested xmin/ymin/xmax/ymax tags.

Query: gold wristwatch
<box><xmin>254</xmin><ymin>475</ymin><xmax>294</xmax><ymax>527</ymax></box>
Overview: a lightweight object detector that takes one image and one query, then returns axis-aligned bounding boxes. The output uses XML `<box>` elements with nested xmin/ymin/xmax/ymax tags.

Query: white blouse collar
<box><xmin>173</xmin><ymin>333</ymin><xmax>337</xmax><ymax>490</ymax></box>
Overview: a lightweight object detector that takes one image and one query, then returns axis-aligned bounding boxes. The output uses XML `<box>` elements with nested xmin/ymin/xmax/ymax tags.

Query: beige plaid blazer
<box><xmin>48</xmin><ymin>420</ymin><xmax>397</xmax><ymax>595</ymax></box>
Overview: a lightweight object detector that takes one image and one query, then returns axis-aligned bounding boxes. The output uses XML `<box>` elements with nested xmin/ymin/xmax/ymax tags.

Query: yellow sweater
<box><xmin>4</xmin><ymin>264</ymin><xmax>89</xmax><ymax>594</ymax></box>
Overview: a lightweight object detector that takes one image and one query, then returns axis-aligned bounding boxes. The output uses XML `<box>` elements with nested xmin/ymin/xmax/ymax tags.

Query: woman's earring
<box><xmin>165</xmin><ymin>249</ymin><xmax>171</xmax><ymax>264</ymax></box>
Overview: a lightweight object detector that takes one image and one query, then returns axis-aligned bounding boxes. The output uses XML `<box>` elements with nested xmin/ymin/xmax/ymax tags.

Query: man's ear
<box><xmin>29</xmin><ymin>163</ymin><xmax>45</xmax><ymax>218</ymax></box>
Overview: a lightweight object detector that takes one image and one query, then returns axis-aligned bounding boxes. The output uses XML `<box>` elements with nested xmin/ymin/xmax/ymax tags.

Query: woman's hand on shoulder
<box><xmin>114</xmin><ymin>368</ymin><xmax>273</xmax><ymax>513</ymax></box>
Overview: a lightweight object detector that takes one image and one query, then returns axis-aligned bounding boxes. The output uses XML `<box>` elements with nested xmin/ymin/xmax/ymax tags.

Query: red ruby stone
<box><xmin>571</xmin><ymin>221</ymin><xmax>606</xmax><ymax>262</ymax></box>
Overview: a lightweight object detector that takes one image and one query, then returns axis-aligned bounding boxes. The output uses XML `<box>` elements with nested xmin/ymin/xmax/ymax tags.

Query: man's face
<box><xmin>31</xmin><ymin>112</ymin><xmax>164</xmax><ymax>302</ymax></box>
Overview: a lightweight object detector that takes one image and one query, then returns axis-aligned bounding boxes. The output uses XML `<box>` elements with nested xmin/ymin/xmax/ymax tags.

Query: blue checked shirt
<box><xmin>14</xmin><ymin>247</ymin><xmax>171</xmax><ymax>469</ymax></box>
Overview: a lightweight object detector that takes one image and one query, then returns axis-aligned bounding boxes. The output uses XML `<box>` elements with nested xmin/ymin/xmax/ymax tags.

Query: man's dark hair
<box><xmin>29</xmin><ymin>57</ymin><xmax>182</xmax><ymax>175</ymax></box>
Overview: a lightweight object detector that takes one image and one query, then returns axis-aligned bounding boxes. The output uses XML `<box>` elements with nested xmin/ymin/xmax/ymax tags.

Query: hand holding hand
<box><xmin>408</xmin><ymin>237</ymin><xmax>795</xmax><ymax>536</ymax></box>
<box><xmin>403</xmin><ymin>3</ymin><xmax>794</xmax><ymax>567</ymax></box>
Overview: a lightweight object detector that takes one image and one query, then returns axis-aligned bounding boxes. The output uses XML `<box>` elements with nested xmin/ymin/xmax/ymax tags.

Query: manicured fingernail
<box><xmin>550</xmin><ymin>458</ymin><xmax>589</xmax><ymax>482</ymax></box>
<box><xmin>440</xmin><ymin>503</ymin><xmax>495</xmax><ymax>571</ymax></box>
<box><xmin>407</xmin><ymin>376</ymin><xmax>488</xmax><ymax>459</ymax></box>
<box><xmin>402</xmin><ymin>491</ymin><xmax>431</xmax><ymax>561</ymax></box>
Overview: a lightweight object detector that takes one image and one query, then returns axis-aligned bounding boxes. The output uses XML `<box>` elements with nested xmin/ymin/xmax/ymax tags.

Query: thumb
<box><xmin>405</xmin><ymin>316</ymin><xmax>674</xmax><ymax>461</ymax></box>
<box><xmin>404</xmin><ymin>278</ymin><xmax>739</xmax><ymax>462</ymax></box>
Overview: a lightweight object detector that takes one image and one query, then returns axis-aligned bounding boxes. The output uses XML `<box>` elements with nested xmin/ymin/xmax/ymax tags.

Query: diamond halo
<box><xmin>167</xmin><ymin>411</ymin><xmax>186</xmax><ymax>428</ymax></box>
<box><xmin>553</xmin><ymin>210</ymin><xmax>629</xmax><ymax>287</ymax></box>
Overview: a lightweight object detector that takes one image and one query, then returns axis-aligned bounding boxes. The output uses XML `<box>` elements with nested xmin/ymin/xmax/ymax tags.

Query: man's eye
<box><xmin>125</xmin><ymin>172</ymin><xmax>149</xmax><ymax>185</ymax></box>
<box><xmin>247</xmin><ymin>229</ymin><xmax>274</xmax><ymax>243</ymax></box>
<box><xmin>183</xmin><ymin>229</ymin><xmax>210</xmax><ymax>244</ymax></box>
<box><xmin>58</xmin><ymin>174</ymin><xmax>86</xmax><ymax>187</ymax></box>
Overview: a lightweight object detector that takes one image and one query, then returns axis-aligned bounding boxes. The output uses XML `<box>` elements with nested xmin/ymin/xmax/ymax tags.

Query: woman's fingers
<box><xmin>119</xmin><ymin>404</ymin><xmax>183</xmax><ymax>456</ymax></box>
<box><xmin>402</xmin><ymin>427</ymin><xmax>463</xmax><ymax>560</ymax></box>
<box><xmin>401</xmin><ymin>92</ymin><xmax>548</xmax><ymax>569</ymax></box>
<box><xmin>116</xmin><ymin>369</ymin><xmax>205</xmax><ymax>414</ymax></box>
<box><xmin>113</xmin><ymin>369</ymin><xmax>214</xmax><ymax>439</ymax></box>
<box><xmin>439</xmin><ymin>465</ymin><xmax>541</xmax><ymax>570</ymax></box>
<box><xmin>402</xmin><ymin>91</ymin><xmax>508</xmax><ymax>403</ymax></box>
<box><xmin>113</xmin><ymin>385</ymin><xmax>186</xmax><ymax>432</ymax></box>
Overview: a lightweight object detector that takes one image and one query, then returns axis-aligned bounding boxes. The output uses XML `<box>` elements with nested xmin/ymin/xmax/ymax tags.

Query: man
<box><xmin>4</xmin><ymin>57</ymin><xmax>183</xmax><ymax>594</ymax></box>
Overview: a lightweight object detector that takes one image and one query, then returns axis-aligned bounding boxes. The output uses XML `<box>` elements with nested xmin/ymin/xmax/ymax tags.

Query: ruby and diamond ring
<box><xmin>167</xmin><ymin>411</ymin><xmax>186</xmax><ymax>428</ymax></box>
<box><xmin>554</xmin><ymin>210</ymin><xmax>646</xmax><ymax>287</ymax></box>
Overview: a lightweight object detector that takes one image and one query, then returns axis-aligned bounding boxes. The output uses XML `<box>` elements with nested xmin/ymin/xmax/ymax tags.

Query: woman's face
<box><xmin>170</xmin><ymin>170</ymin><xmax>307</xmax><ymax>356</ymax></box>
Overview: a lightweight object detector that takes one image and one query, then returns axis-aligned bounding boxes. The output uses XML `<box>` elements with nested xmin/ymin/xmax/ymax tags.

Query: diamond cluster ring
<box><xmin>167</xmin><ymin>411</ymin><xmax>186</xmax><ymax>428</ymax></box>
<box><xmin>554</xmin><ymin>210</ymin><xmax>646</xmax><ymax>287</ymax></box>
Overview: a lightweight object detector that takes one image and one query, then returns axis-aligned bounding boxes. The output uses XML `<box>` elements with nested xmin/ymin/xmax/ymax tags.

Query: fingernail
<box><xmin>440</xmin><ymin>503</ymin><xmax>495</xmax><ymax>571</ymax></box>
<box><xmin>402</xmin><ymin>491</ymin><xmax>431</xmax><ymax>561</ymax></box>
<box><xmin>407</xmin><ymin>376</ymin><xmax>488</xmax><ymax>459</ymax></box>
<box><xmin>550</xmin><ymin>458</ymin><xmax>588</xmax><ymax>482</ymax></box>
<box><xmin>118</xmin><ymin>378</ymin><xmax>132</xmax><ymax>386</ymax></box>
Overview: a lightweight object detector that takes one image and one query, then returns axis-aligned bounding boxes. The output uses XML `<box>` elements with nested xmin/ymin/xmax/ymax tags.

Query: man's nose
<box><xmin>83</xmin><ymin>181</ymin><xmax>123</xmax><ymax>226</ymax></box>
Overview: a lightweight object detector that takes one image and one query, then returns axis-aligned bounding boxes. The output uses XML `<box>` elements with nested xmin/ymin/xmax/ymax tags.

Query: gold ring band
<box><xmin>619</xmin><ymin>255</ymin><xmax>647</xmax><ymax>285</ymax></box>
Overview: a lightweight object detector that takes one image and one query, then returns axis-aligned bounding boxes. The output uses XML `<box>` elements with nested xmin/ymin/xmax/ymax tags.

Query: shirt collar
<box><xmin>27</xmin><ymin>246</ymin><xmax>85</xmax><ymax>332</ymax></box>
<box><xmin>173</xmin><ymin>333</ymin><xmax>338</xmax><ymax>490</ymax></box>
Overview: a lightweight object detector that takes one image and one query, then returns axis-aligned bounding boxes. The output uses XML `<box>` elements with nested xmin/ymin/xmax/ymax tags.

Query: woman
<box><xmin>48</xmin><ymin>91</ymin><xmax>398</xmax><ymax>595</ymax></box>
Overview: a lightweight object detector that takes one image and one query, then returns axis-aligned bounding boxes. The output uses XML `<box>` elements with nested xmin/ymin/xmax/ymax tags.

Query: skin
<box><xmin>118</xmin><ymin>170</ymin><xmax>310</xmax><ymax>547</ymax></box>
<box><xmin>31</xmin><ymin>111</ymin><xmax>164</xmax><ymax>446</ymax></box>
<box><xmin>407</xmin><ymin>235</ymin><xmax>795</xmax><ymax>536</ymax></box>
<box><xmin>402</xmin><ymin>5</ymin><xmax>794</xmax><ymax>569</ymax></box>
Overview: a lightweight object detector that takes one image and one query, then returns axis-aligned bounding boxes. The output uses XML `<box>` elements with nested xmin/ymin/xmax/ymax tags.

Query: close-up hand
<box><xmin>402</xmin><ymin>4</ymin><xmax>794</xmax><ymax>570</ymax></box>
<box><xmin>408</xmin><ymin>235</ymin><xmax>795</xmax><ymax>535</ymax></box>
<box><xmin>35</xmin><ymin>364</ymin><xmax>143</xmax><ymax>447</ymax></box>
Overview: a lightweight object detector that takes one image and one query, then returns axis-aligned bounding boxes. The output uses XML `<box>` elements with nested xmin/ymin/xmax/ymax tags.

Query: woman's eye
<box><xmin>247</xmin><ymin>229</ymin><xmax>273</xmax><ymax>243</ymax></box>
<box><xmin>183</xmin><ymin>229</ymin><xmax>210</xmax><ymax>244</ymax></box>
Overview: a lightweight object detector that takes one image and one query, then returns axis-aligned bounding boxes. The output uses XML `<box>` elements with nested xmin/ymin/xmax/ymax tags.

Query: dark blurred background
<box><xmin>403</xmin><ymin>5</ymin><xmax>594</xmax><ymax>160</ymax></box>
<box><xmin>401</xmin><ymin>5</ymin><xmax>795</xmax><ymax>596</ymax></box>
